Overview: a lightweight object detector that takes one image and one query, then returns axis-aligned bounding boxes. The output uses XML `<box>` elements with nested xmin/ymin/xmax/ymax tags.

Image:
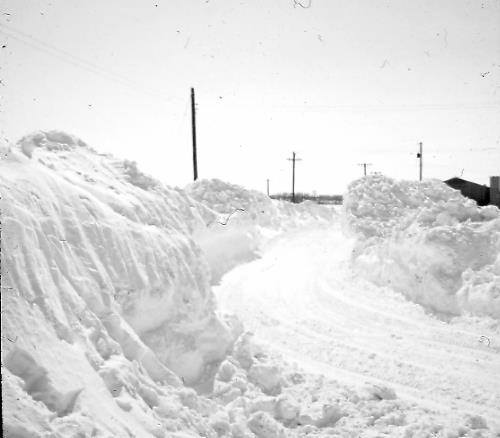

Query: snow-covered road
<box><xmin>215</xmin><ymin>224</ymin><xmax>500</xmax><ymax>428</ymax></box>
<box><xmin>5</xmin><ymin>134</ymin><xmax>500</xmax><ymax>437</ymax></box>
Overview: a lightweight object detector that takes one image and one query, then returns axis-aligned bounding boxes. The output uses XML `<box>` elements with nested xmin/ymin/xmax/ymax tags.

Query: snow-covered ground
<box><xmin>216</xmin><ymin>224</ymin><xmax>500</xmax><ymax>437</ymax></box>
<box><xmin>1</xmin><ymin>132</ymin><xmax>499</xmax><ymax>437</ymax></box>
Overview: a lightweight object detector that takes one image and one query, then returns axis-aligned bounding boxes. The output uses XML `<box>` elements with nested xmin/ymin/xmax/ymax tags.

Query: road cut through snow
<box><xmin>215</xmin><ymin>223</ymin><xmax>500</xmax><ymax>429</ymax></box>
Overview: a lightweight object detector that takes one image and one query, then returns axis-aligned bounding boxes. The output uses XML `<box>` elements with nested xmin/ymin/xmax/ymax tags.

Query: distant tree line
<box><xmin>270</xmin><ymin>192</ymin><xmax>343</xmax><ymax>204</ymax></box>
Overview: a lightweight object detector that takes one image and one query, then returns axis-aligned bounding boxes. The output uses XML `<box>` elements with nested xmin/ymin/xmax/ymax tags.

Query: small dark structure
<box><xmin>490</xmin><ymin>176</ymin><xmax>500</xmax><ymax>207</ymax></box>
<box><xmin>444</xmin><ymin>176</ymin><xmax>500</xmax><ymax>207</ymax></box>
<box><xmin>271</xmin><ymin>193</ymin><xmax>343</xmax><ymax>205</ymax></box>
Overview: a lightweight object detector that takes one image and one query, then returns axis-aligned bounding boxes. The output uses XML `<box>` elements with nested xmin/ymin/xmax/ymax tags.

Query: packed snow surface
<box><xmin>2</xmin><ymin>133</ymin><xmax>499</xmax><ymax>437</ymax></box>
<box><xmin>216</xmin><ymin>225</ymin><xmax>500</xmax><ymax>437</ymax></box>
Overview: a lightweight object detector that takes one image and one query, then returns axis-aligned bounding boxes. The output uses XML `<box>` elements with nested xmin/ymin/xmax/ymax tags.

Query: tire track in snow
<box><xmin>215</xmin><ymin>225</ymin><xmax>500</xmax><ymax>426</ymax></box>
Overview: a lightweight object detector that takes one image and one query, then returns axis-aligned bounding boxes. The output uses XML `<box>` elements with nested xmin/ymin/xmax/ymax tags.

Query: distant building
<box><xmin>444</xmin><ymin>176</ymin><xmax>500</xmax><ymax>207</ymax></box>
<box><xmin>490</xmin><ymin>176</ymin><xmax>500</xmax><ymax>207</ymax></box>
<box><xmin>270</xmin><ymin>193</ymin><xmax>343</xmax><ymax>204</ymax></box>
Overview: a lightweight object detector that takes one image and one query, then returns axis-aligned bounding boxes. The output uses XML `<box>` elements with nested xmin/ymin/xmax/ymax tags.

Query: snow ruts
<box><xmin>215</xmin><ymin>224</ymin><xmax>500</xmax><ymax>430</ymax></box>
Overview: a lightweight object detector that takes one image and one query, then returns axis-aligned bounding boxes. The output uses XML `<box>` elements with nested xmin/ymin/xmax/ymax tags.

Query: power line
<box><xmin>199</xmin><ymin>101</ymin><xmax>500</xmax><ymax>113</ymax></box>
<box><xmin>0</xmin><ymin>23</ymin><xmax>172</xmax><ymax>102</ymax></box>
<box><xmin>270</xmin><ymin>102</ymin><xmax>500</xmax><ymax>112</ymax></box>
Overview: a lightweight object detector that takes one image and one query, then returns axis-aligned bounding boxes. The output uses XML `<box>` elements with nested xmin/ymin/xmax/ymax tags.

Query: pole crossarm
<box><xmin>357</xmin><ymin>163</ymin><xmax>372</xmax><ymax>176</ymax></box>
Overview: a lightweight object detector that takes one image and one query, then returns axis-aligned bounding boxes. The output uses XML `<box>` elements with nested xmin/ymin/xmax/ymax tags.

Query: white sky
<box><xmin>1</xmin><ymin>0</ymin><xmax>499</xmax><ymax>194</ymax></box>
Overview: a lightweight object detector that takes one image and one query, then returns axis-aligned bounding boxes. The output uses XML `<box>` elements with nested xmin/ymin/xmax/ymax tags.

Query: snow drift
<box><xmin>2</xmin><ymin>131</ymin><xmax>498</xmax><ymax>437</ymax></box>
<box><xmin>186</xmin><ymin>178</ymin><xmax>336</xmax><ymax>284</ymax></box>
<box><xmin>0</xmin><ymin>131</ymin><xmax>337</xmax><ymax>437</ymax></box>
<box><xmin>344</xmin><ymin>174</ymin><xmax>500</xmax><ymax>319</ymax></box>
<box><xmin>1</xmin><ymin>131</ymin><xmax>238</xmax><ymax>436</ymax></box>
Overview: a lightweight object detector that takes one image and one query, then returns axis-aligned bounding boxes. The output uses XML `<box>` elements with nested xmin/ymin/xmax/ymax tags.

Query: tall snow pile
<box><xmin>185</xmin><ymin>178</ymin><xmax>333</xmax><ymax>228</ymax></box>
<box><xmin>1</xmin><ymin>131</ymin><xmax>239</xmax><ymax>436</ymax></box>
<box><xmin>186</xmin><ymin>178</ymin><xmax>335</xmax><ymax>283</ymax></box>
<box><xmin>344</xmin><ymin>174</ymin><xmax>500</xmax><ymax>319</ymax></box>
<box><xmin>0</xmin><ymin>131</ymin><xmax>338</xmax><ymax>437</ymax></box>
<box><xmin>2</xmin><ymin>132</ymin><xmax>496</xmax><ymax>437</ymax></box>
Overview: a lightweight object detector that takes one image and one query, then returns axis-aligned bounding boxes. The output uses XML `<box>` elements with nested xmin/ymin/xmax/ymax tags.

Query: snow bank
<box><xmin>344</xmin><ymin>174</ymin><xmax>500</xmax><ymax>319</ymax></box>
<box><xmin>0</xmin><ymin>130</ymin><xmax>340</xmax><ymax>437</ymax></box>
<box><xmin>186</xmin><ymin>178</ymin><xmax>336</xmax><ymax>283</ymax></box>
<box><xmin>8</xmin><ymin>130</ymin><xmax>469</xmax><ymax>437</ymax></box>
<box><xmin>1</xmin><ymin>131</ymin><xmax>238</xmax><ymax>436</ymax></box>
<box><xmin>186</xmin><ymin>178</ymin><xmax>334</xmax><ymax>225</ymax></box>
<box><xmin>207</xmin><ymin>332</ymin><xmax>494</xmax><ymax>438</ymax></box>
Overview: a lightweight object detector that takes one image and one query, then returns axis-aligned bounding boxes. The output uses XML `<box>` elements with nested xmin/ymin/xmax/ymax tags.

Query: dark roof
<box><xmin>444</xmin><ymin>177</ymin><xmax>487</xmax><ymax>189</ymax></box>
<box><xmin>444</xmin><ymin>177</ymin><xmax>466</xmax><ymax>184</ymax></box>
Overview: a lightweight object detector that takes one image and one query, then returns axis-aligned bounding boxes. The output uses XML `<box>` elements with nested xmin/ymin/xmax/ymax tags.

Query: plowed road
<box><xmin>215</xmin><ymin>225</ymin><xmax>500</xmax><ymax>426</ymax></box>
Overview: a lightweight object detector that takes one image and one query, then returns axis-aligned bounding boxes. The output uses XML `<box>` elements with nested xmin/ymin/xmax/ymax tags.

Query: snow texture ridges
<box><xmin>2</xmin><ymin>132</ymin><xmax>235</xmax><ymax>436</ymax></box>
<box><xmin>344</xmin><ymin>174</ymin><xmax>500</xmax><ymax>319</ymax></box>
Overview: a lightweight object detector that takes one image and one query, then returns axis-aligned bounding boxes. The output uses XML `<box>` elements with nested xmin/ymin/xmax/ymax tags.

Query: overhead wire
<box><xmin>199</xmin><ymin>101</ymin><xmax>500</xmax><ymax>113</ymax></box>
<box><xmin>0</xmin><ymin>23</ymin><xmax>172</xmax><ymax>103</ymax></box>
<box><xmin>2</xmin><ymin>23</ymin><xmax>499</xmax><ymax>113</ymax></box>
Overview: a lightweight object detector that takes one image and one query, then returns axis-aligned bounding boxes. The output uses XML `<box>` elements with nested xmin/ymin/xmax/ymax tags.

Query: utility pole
<box><xmin>287</xmin><ymin>152</ymin><xmax>302</xmax><ymax>203</ymax></box>
<box><xmin>417</xmin><ymin>142</ymin><xmax>423</xmax><ymax>181</ymax></box>
<box><xmin>191</xmin><ymin>87</ymin><xmax>198</xmax><ymax>181</ymax></box>
<box><xmin>358</xmin><ymin>163</ymin><xmax>372</xmax><ymax>176</ymax></box>
<box><xmin>266</xmin><ymin>179</ymin><xmax>270</xmax><ymax>197</ymax></box>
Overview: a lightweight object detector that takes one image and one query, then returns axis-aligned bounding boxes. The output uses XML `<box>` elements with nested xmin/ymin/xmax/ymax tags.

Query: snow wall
<box><xmin>344</xmin><ymin>174</ymin><xmax>500</xmax><ymax>319</ymax></box>
<box><xmin>186</xmin><ymin>178</ymin><xmax>336</xmax><ymax>284</ymax></box>
<box><xmin>0</xmin><ymin>130</ymin><xmax>335</xmax><ymax>437</ymax></box>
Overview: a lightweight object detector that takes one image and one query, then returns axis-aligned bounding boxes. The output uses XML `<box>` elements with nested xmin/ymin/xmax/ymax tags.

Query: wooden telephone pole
<box><xmin>266</xmin><ymin>179</ymin><xmax>270</xmax><ymax>196</ymax></box>
<box><xmin>191</xmin><ymin>87</ymin><xmax>198</xmax><ymax>181</ymax></box>
<box><xmin>287</xmin><ymin>152</ymin><xmax>302</xmax><ymax>203</ymax></box>
<box><xmin>358</xmin><ymin>162</ymin><xmax>372</xmax><ymax>176</ymax></box>
<box><xmin>417</xmin><ymin>142</ymin><xmax>423</xmax><ymax>181</ymax></box>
